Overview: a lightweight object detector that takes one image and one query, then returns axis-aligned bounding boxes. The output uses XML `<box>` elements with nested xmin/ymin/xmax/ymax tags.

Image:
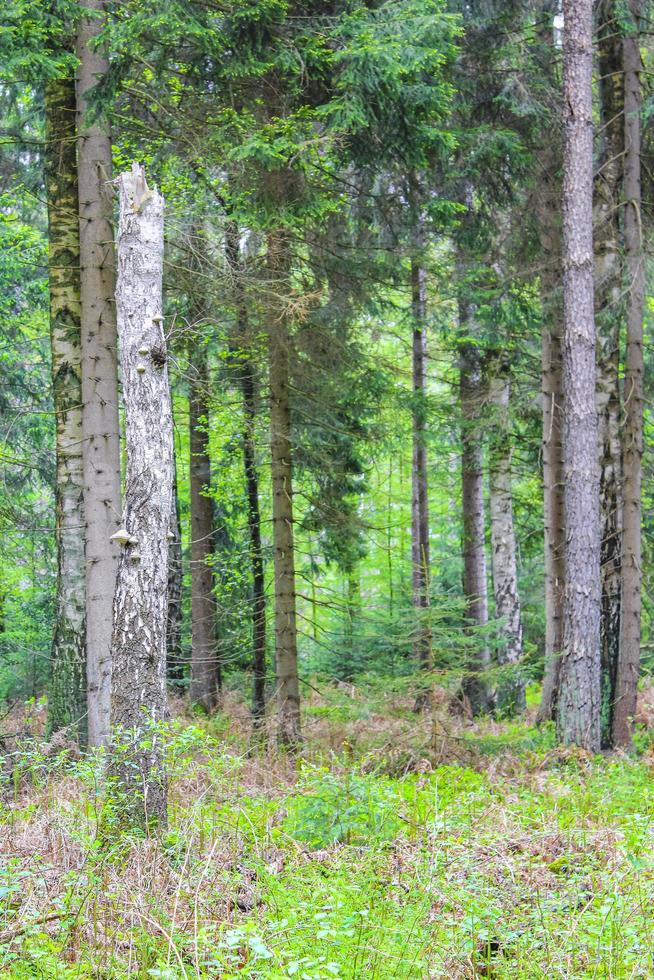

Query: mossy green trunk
<box><xmin>45</xmin><ymin>74</ymin><xmax>87</xmax><ymax>743</ymax></box>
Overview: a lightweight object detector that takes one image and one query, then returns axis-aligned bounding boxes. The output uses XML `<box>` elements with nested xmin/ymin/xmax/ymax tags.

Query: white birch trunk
<box><xmin>110</xmin><ymin>164</ymin><xmax>172</xmax><ymax>831</ymax></box>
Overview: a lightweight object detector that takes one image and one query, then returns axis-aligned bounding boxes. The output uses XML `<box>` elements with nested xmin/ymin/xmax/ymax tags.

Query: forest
<box><xmin>0</xmin><ymin>0</ymin><xmax>653</xmax><ymax>975</ymax></box>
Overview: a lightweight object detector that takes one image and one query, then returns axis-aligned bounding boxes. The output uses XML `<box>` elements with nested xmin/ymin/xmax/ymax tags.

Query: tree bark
<box><xmin>76</xmin><ymin>0</ymin><xmax>121</xmax><ymax>748</ymax></box>
<box><xmin>166</xmin><ymin>459</ymin><xmax>184</xmax><ymax>684</ymax></box>
<box><xmin>110</xmin><ymin>164</ymin><xmax>171</xmax><ymax>831</ymax></box>
<box><xmin>225</xmin><ymin>223</ymin><xmax>267</xmax><ymax>729</ymax></box>
<box><xmin>487</xmin><ymin>357</ymin><xmax>525</xmax><ymax>715</ymax></box>
<box><xmin>410</xmin><ymin>258</ymin><xmax>432</xmax><ymax>671</ymax></box>
<box><xmin>459</xmin><ymin>297</ymin><xmax>492</xmax><ymax>715</ymax></box>
<box><xmin>556</xmin><ymin>0</ymin><xmax>601</xmax><ymax>752</ymax></box>
<box><xmin>536</xmin><ymin>178</ymin><xmax>565</xmax><ymax>725</ymax></box>
<box><xmin>44</xmin><ymin>74</ymin><xmax>87</xmax><ymax>744</ymax></box>
<box><xmin>613</xmin><ymin>1</ymin><xmax>644</xmax><ymax>748</ymax></box>
<box><xmin>594</xmin><ymin>0</ymin><xmax>624</xmax><ymax>744</ymax></box>
<box><xmin>188</xmin><ymin>344</ymin><xmax>220</xmax><ymax>711</ymax></box>
<box><xmin>267</xmin><ymin>230</ymin><xmax>300</xmax><ymax>747</ymax></box>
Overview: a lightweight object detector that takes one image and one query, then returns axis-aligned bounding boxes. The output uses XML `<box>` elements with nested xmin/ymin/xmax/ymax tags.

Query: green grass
<box><xmin>2</xmin><ymin>684</ymin><xmax>654</xmax><ymax>977</ymax></box>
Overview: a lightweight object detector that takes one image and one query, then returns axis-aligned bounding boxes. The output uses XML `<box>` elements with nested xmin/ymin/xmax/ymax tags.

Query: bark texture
<box><xmin>189</xmin><ymin>344</ymin><xmax>220</xmax><ymax>711</ymax></box>
<box><xmin>225</xmin><ymin>223</ymin><xmax>267</xmax><ymax>728</ymax></box>
<box><xmin>45</xmin><ymin>74</ymin><xmax>87</xmax><ymax>743</ymax></box>
<box><xmin>76</xmin><ymin>0</ymin><xmax>121</xmax><ymax>748</ymax></box>
<box><xmin>556</xmin><ymin>0</ymin><xmax>601</xmax><ymax>751</ymax></box>
<box><xmin>614</xmin><ymin>1</ymin><xmax>644</xmax><ymax>747</ymax></box>
<box><xmin>410</xmin><ymin>258</ymin><xmax>432</xmax><ymax>670</ymax></box>
<box><xmin>267</xmin><ymin>230</ymin><xmax>300</xmax><ymax>747</ymax></box>
<box><xmin>594</xmin><ymin>0</ymin><xmax>624</xmax><ymax>743</ymax></box>
<box><xmin>110</xmin><ymin>165</ymin><xmax>171</xmax><ymax>831</ymax></box>
<box><xmin>459</xmin><ymin>297</ymin><xmax>491</xmax><ymax>715</ymax></box>
<box><xmin>487</xmin><ymin>357</ymin><xmax>525</xmax><ymax>715</ymax></box>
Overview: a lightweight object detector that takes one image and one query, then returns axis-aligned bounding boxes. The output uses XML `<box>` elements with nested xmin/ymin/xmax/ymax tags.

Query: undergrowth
<box><xmin>1</xmin><ymin>681</ymin><xmax>654</xmax><ymax>978</ymax></box>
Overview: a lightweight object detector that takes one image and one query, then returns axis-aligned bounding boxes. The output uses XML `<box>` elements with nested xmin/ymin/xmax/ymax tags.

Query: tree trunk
<box><xmin>166</xmin><ymin>460</ymin><xmax>184</xmax><ymax>684</ymax></box>
<box><xmin>189</xmin><ymin>345</ymin><xmax>220</xmax><ymax>711</ymax></box>
<box><xmin>225</xmin><ymin>223</ymin><xmax>267</xmax><ymax>729</ymax></box>
<box><xmin>556</xmin><ymin>0</ymin><xmax>601</xmax><ymax>752</ymax></box>
<box><xmin>594</xmin><ymin>0</ymin><xmax>624</xmax><ymax>744</ymax></box>
<box><xmin>613</xmin><ymin>1</ymin><xmax>644</xmax><ymax>748</ymax></box>
<box><xmin>459</xmin><ymin>297</ymin><xmax>492</xmax><ymax>715</ymax></box>
<box><xmin>535</xmin><ymin>164</ymin><xmax>565</xmax><ymax>726</ymax></box>
<box><xmin>487</xmin><ymin>357</ymin><xmax>525</xmax><ymax>716</ymax></box>
<box><xmin>44</xmin><ymin>74</ymin><xmax>87</xmax><ymax>744</ymax></box>
<box><xmin>76</xmin><ymin>0</ymin><xmax>121</xmax><ymax>748</ymax></box>
<box><xmin>410</xmin><ymin>258</ymin><xmax>432</xmax><ymax>670</ymax></box>
<box><xmin>267</xmin><ymin>230</ymin><xmax>300</xmax><ymax>747</ymax></box>
<box><xmin>110</xmin><ymin>164</ymin><xmax>171</xmax><ymax>831</ymax></box>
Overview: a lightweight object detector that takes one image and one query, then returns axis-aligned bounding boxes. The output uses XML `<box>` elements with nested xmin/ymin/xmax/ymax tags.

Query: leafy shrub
<box><xmin>283</xmin><ymin>767</ymin><xmax>402</xmax><ymax>847</ymax></box>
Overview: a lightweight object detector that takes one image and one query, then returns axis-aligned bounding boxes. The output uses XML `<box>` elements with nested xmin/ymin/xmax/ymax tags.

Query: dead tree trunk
<box><xmin>595</xmin><ymin>0</ymin><xmax>624</xmax><ymax>744</ymax></box>
<box><xmin>459</xmin><ymin>296</ymin><xmax>492</xmax><ymax>715</ymax></box>
<box><xmin>225</xmin><ymin>223</ymin><xmax>267</xmax><ymax>729</ymax></box>
<box><xmin>410</xmin><ymin>258</ymin><xmax>432</xmax><ymax>671</ymax></box>
<box><xmin>267</xmin><ymin>229</ymin><xmax>300</xmax><ymax>747</ymax></box>
<box><xmin>44</xmin><ymin>73</ymin><xmax>87</xmax><ymax>743</ymax></box>
<box><xmin>487</xmin><ymin>356</ymin><xmax>525</xmax><ymax>715</ymax></box>
<box><xmin>614</xmin><ymin>1</ymin><xmax>645</xmax><ymax>747</ymax></box>
<box><xmin>110</xmin><ymin>164</ymin><xmax>172</xmax><ymax>831</ymax></box>
<box><xmin>188</xmin><ymin>344</ymin><xmax>220</xmax><ymax>711</ymax></box>
<box><xmin>556</xmin><ymin>0</ymin><xmax>601</xmax><ymax>751</ymax></box>
<box><xmin>76</xmin><ymin>0</ymin><xmax>121</xmax><ymax>747</ymax></box>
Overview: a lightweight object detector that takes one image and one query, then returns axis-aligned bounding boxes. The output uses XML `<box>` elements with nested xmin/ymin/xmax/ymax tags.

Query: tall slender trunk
<box><xmin>166</xmin><ymin>460</ymin><xmax>184</xmax><ymax>683</ymax></box>
<box><xmin>110</xmin><ymin>165</ymin><xmax>171</xmax><ymax>831</ymax></box>
<box><xmin>595</xmin><ymin>0</ymin><xmax>624</xmax><ymax>744</ymax></box>
<box><xmin>487</xmin><ymin>356</ymin><xmax>525</xmax><ymax>715</ymax></box>
<box><xmin>344</xmin><ymin>564</ymin><xmax>361</xmax><ymax>679</ymax></box>
<box><xmin>76</xmin><ymin>0</ymin><xmax>121</xmax><ymax>748</ymax></box>
<box><xmin>267</xmin><ymin>230</ymin><xmax>300</xmax><ymax>747</ymax></box>
<box><xmin>532</xmin><ymin>10</ymin><xmax>565</xmax><ymax>724</ymax></box>
<box><xmin>387</xmin><ymin>456</ymin><xmax>394</xmax><ymax>617</ymax></box>
<box><xmin>189</xmin><ymin>345</ymin><xmax>220</xmax><ymax>711</ymax></box>
<box><xmin>459</xmin><ymin>295</ymin><xmax>492</xmax><ymax>715</ymax></box>
<box><xmin>536</xmin><ymin>165</ymin><xmax>565</xmax><ymax>725</ymax></box>
<box><xmin>556</xmin><ymin>0</ymin><xmax>601</xmax><ymax>751</ymax></box>
<box><xmin>410</xmin><ymin>258</ymin><xmax>431</xmax><ymax>670</ymax></box>
<box><xmin>225</xmin><ymin>223</ymin><xmax>266</xmax><ymax>727</ymax></box>
<box><xmin>44</xmin><ymin>74</ymin><xmax>87</xmax><ymax>743</ymax></box>
<box><xmin>614</xmin><ymin>1</ymin><xmax>644</xmax><ymax>747</ymax></box>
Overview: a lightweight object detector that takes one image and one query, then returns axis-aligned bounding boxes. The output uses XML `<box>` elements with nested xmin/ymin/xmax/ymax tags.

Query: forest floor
<box><xmin>1</xmin><ymin>679</ymin><xmax>654</xmax><ymax>979</ymax></box>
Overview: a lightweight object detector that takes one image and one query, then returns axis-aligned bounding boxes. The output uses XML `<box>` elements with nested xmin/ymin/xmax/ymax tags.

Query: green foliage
<box><xmin>283</xmin><ymin>766</ymin><xmax>402</xmax><ymax>847</ymax></box>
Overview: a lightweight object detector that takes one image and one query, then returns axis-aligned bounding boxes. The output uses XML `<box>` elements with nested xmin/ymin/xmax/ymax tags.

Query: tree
<box><xmin>458</xmin><ymin>288</ymin><xmax>492</xmax><ymax>715</ymax></box>
<box><xmin>76</xmin><ymin>0</ymin><xmax>121</xmax><ymax>748</ymax></box>
<box><xmin>556</xmin><ymin>0</ymin><xmax>601</xmax><ymax>751</ymax></box>
<box><xmin>109</xmin><ymin>164</ymin><xmax>171</xmax><ymax>830</ymax></box>
<box><xmin>44</xmin><ymin>69</ymin><xmax>87</xmax><ymax>742</ymax></box>
<box><xmin>536</xmin><ymin>164</ymin><xmax>565</xmax><ymax>725</ymax></box>
<box><xmin>594</xmin><ymin>0</ymin><xmax>624</xmax><ymax>743</ymax></box>
<box><xmin>487</xmin><ymin>355</ymin><xmax>525</xmax><ymax>715</ymax></box>
<box><xmin>613</xmin><ymin>0</ymin><xmax>645</xmax><ymax>747</ymax></box>
<box><xmin>267</xmin><ymin>225</ymin><xmax>301</xmax><ymax>747</ymax></box>
<box><xmin>166</xmin><ymin>460</ymin><xmax>184</xmax><ymax>683</ymax></box>
<box><xmin>410</xmin><ymin>249</ymin><xmax>432</xmax><ymax>673</ymax></box>
<box><xmin>225</xmin><ymin>222</ymin><xmax>267</xmax><ymax>729</ymax></box>
<box><xmin>189</xmin><ymin>337</ymin><xmax>220</xmax><ymax>712</ymax></box>
<box><xmin>533</xmin><ymin>11</ymin><xmax>565</xmax><ymax>726</ymax></box>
